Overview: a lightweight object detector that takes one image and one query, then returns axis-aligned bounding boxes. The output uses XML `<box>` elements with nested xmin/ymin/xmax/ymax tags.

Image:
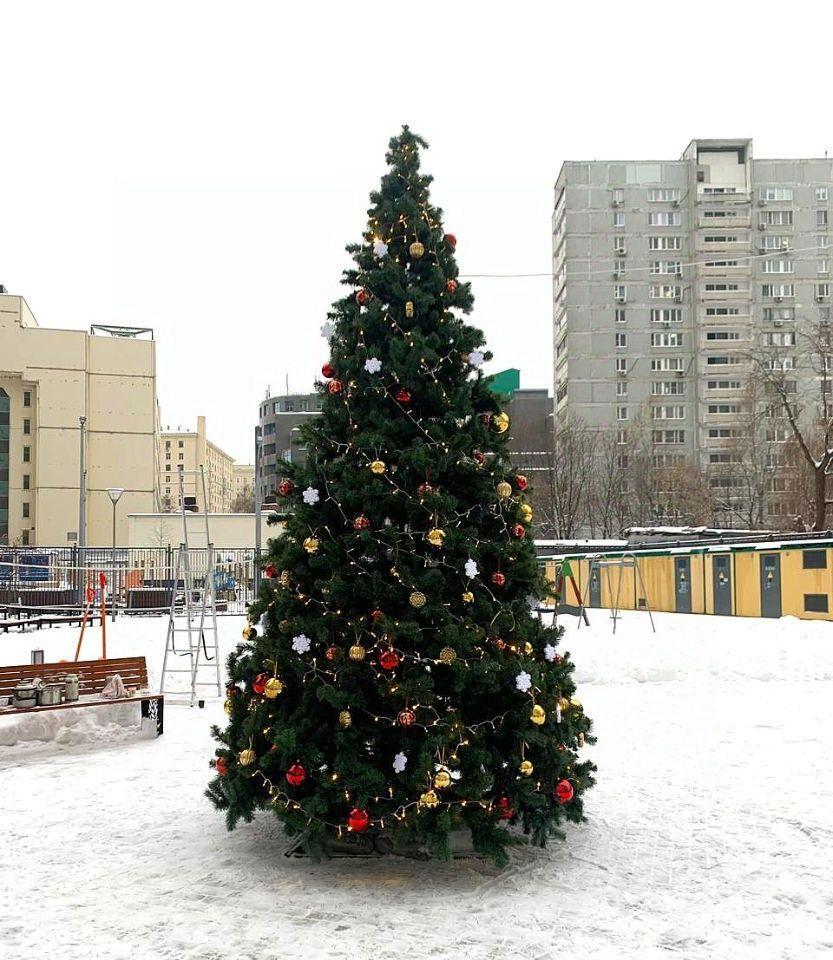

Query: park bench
<box><xmin>0</xmin><ymin>656</ymin><xmax>164</xmax><ymax>736</ymax></box>
<box><xmin>0</xmin><ymin>611</ymin><xmax>105</xmax><ymax>633</ymax></box>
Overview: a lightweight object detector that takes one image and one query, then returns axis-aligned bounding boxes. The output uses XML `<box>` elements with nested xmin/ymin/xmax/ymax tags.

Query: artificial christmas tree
<box><xmin>207</xmin><ymin>127</ymin><xmax>594</xmax><ymax>865</ymax></box>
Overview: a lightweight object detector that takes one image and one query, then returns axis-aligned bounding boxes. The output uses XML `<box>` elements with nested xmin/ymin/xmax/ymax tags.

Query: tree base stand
<box><xmin>283</xmin><ymin>829</ymin><xmax>487</xmax><ymax>861</ymax></box>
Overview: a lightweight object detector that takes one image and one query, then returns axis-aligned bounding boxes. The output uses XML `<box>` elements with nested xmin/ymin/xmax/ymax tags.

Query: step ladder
<box><xmin>159</xmin><ymin>466</ymin><xmax>223</xmax><ymax>706</ymax></box>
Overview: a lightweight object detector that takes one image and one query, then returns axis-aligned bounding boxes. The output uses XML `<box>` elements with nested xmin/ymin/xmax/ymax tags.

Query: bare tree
<box><xmin>748</xmin><ymin>320</ymin><xmax>833</xmax><ymax>530</ymax></box>
<box><xmin>548</xmin><ymin>417</ymin><xmax>597</xmax><ymax>538</ymax></box>
<box><xmin>230</xmin><ymin>488</ymin><xmax>256</xmax><ymax>513</ymax></box>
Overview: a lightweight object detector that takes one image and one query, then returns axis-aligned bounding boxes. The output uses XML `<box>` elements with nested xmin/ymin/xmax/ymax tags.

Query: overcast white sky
<box><xmin>2</xmin><ymin>1</ymin><xmax>831</xmax><ymax>462</ymax></box>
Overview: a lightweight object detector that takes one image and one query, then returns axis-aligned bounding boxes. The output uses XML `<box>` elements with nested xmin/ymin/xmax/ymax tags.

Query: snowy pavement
<box><xmin>1</xmin><ymin>612</ymin><xmax>832</xmax><ymax>959</ymax></box>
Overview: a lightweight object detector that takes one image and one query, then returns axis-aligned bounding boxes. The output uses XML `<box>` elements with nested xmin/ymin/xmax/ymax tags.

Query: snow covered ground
<box><xmin>1</xmin><ymin>610</ymin><xmax>832</xmax><ymax>959</ymax></box>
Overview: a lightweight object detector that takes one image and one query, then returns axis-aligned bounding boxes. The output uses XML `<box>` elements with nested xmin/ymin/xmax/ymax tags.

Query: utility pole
<box><xmin>254</xmin><ymin>425</ymin><xmax>262</xmax><ymax>596</ymax></box>
<box><xmin>78</xmin><ymin>416</ymin><xmax>87</xmax><ymax>549</ymax></box>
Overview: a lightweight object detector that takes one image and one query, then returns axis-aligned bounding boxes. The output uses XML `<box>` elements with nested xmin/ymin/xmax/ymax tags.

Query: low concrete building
<box><xmin>0</xmin><ymin>291</ymin><xmax>158</xmax><ymax>546</ymax></box>
<box><xmin>127</xmin><ymin>511</ymin><xmax>278</xmax><ymax>549</ymax></box>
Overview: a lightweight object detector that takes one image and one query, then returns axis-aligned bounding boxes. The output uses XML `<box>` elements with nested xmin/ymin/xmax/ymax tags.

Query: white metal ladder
<box><xmin>159</xmin><ymin>466</ymin><xmax>223</xmax><ymax>706</ymax></box>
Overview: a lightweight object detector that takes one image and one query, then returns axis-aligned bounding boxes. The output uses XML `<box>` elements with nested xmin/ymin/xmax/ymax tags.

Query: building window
<box><xmin>819</xmin><ymin>260</ymin><xmax>830</xmax><ymax>274</ymax></box>
<box><xmin>708</xmin><ymin>404</ymin><xmax>739</xmax><ymax>414</ymax></box>
<box><xmin>804</xmin><ymin>594</ymin><xmax>829</xmax><ymax>613</ymax></box>
<box><xmin>21</xmin><ymin>529</ymin><xmax>29</xmax><ymax>545</ymax></box>
<box><xmin>611</xmin><ymin>188</ymin><xmax>624</xmax><ymax>205</ymax></box>
<box><xmin>815</xmin><ymin>187</ymin><xmax>829</xmax><ymax>202</ymax></box>
<box><xmin>707</xmin><ymin>332</ymin><xmax>740</xmax><ymax>341</ymax></box>
<box><xmin>22</xmin><ymin>474</ymin><xmax>30</xmax><ymax>490</ymax></box>
<box><xmin>652</xmin><ymin>429</ymin><xmax>685</xmax><ymax>444</ymax></box>
<box><xmin>816</xmin><ymin>283</ymin><xmax>830</xmax><ymax>300</ymax></box>
<box><xmin>651</xmin><ymin>308</ymin><xmax>683</xmax><ymax>323</ymax></box>
<box><xmin>178</xmin><ymin>440</ymin><xmax>184</xmax><ymax>448</ymax></box>
<box><xmin>761</xmin><ymin>259</ymin><xmax>794</xmax><ymax>274</ymax></box>
<box><xmin>762</xmin><ymin>331</ymin><xmax>796</xmax><ymax>347</ymax></box>
<box><xmin>23</xmin><ymin>445</ymin><xmax>30</xmax><ymax>463</ymax></box>
<box><xmin>616</xmin><ymin>406</ymin><xmax>628</xmax><ymax>421</ymax></box>
<box><xmin>650</xmin><ymin>261</ymin><xmax>682</xmax><ymax>276</ymax></box>
<box><xmin>759</xmin><ymin>187</ymin><xmax>793</xmax><ymax>202</ymax></box>
<box><xmin>763</xmin><ymin>307</ymin><xmax>795</xmax><ymax>322</ymax></box>
<box><xmin>165</xmin><ymin>464</ymin><xmax>171</xmax><ymax>472</ymax></box>
<box><xmin>651</xmin><ymin>332</ymin><xmax>684</xmax><ymax>347</ymax></box>
<box><xmin>647</xmin><ymin>188</ymin><xmax>680</xmax><ymax>203</ymax></box>
<box><xmin>22</xmin><ymin>502</ymin><xmax>30</xmax><ymax>518</ymax></box>
<box><xmin>803</xmin><ymin>550</ymin><xmax>827</xmax><ymax>569</ymax></box>
<box><xmin>178</xmin><ymin>452</ymin><xmax>184</xmax><ymax>461</ymax></box>
<box><xmin>614</xmin><ymin>237</ymin><xmax>627</xmax><ymax>254</ymax></box>
<box><xmin>817</xmin><ymin>210</ymin><xmax>829</xmax><ymax>228</ymax></box>
<box><xmin>649</xmin><ymin>284</ymin><xmax>682</xmax><ymax>300</ymax></box>
<box><xmin>614</xmin><ymin>284</ymin><xmax>627</xmax><ymax>302</ymax></box>
<box><xmin>616</xmin><ymin>428</ymin><xmax>628</xmax><ymax>445</ymax></box>
<box><xmin>23</xmin><ymin>391</ymin><xmax>31</xmax><ymax>407</ymax></box>
<box><xmin>616</xmin><ymin>381</ymin><xmax>628</xmax><ymax>397</ymax></box>
<box><xmin>23</xmin><ymin>418</ymin><xmax>31</xmax><ymax>435</ymax></box>
<box><xmin>761</xmin><ymin>283</ymin><xmax>795</xmax><ymax>298</ymax></box>
<box><xmin>613</xmin><ymin>212</ymin><xmax>625</xmax><ymax>228</ymax></box>
<box><xmin>648</xmin><ymin>212</ymin><xmax>681</xmax><ymax>227</ymax></box>
<box><xmin>615</xmin><ymin>333</ymin><xmax>627</xmax><ymax>348</ymax></box>
<box><xmin>651</xmin><ymin>357</ymin><xmax>684</xmax><ymax>372</ymax></box>
<box><xmin>649</xmin><ymin>236</ymin><xmax>683</xmax><ymax>250</ymax></box>
<box><xmin>760</xmin><ymin>210</ymin><xmax>793</xmax><ymax>227</ymax></box>
<box><xmin>615</xmin><ymin>308</ymin><xmax>627</xmax><ymax>324</ymax></box>
<box><xmin>615</xmin><ymin>358</ymin><xmax>627</xmax><ymax>374</ymax></box>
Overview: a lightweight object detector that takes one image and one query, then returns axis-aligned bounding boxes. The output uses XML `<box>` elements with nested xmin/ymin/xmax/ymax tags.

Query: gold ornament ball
<box><xmin>519</xmin><ymin>503</ymin><xmax>533</xmax><ymax>523</ymax></box>
<box><xmin>303</xmin><ymin>537</ymin><xmax>320</xmax><ymax>554</ymax></box>
<box><xmin>557</xmin><ymin>696</ymin><xmax>571</xmax><ymax>713</ymax></box>
<box><xmin>419</xmin><ymin>789</ymin><xmax>440</xmax><ymax>808</ymax></box>
<box><xmin>339</xmin><ymin>710</ymin><xmax>352</xmax><ymax>728</ymax></box>
<box><xmin>496</xmin><ymin>481</ymin><xmax>512</xmax><ymax>499</ymax></box>
<box><xmin>434</xmin><ymin>770</ymin><xmax>452</xmax><ymax>789</ymax></box>
<box><xmin>570</xmin><ymin>697</ymin><xmax>583</xmax><ymax>712</ymax></box>
<box><xmin>279</xmin><ymin>570</ymin><xmax>292</xmax><ymax>588</ymax></box>
<box><xmin>242</xmin><ymin>624</ymin><xmax>256</xmax><ymax>640</ymax></box>
<box><xmin>223</xmin><ymin>698</ymin><xmax>233</xmax><ymax>716</ymax></box>
<box><xmin>462</xmin><ymin>590</ymin><xmax>474</xmax><ymax>604</ymax></box>
<box><xmin>409</xmin><ymin>591</ymin><xmax>427</xmax><ymax>609</ymax></box>
<box><xmin>530</xmin><ymin>704</ymin><xmax>546</xmax><ymax>725</ymax></box>
<box><xmin>238</xmin><ymin>748</ymin><xmax>256</xmax><ymax>767</ymax></box>
<box><xmin>492</xmin><ymin>412</ymin><xmax>510</xmax><ymax>434</ymax></box>
<box><xmin>405</xmin><ymin>301</ymin><xmax>415</xmax><ymax>318</ymax></box>
<box><xmin>519</xmin><ymin>760</ymin><xmax>534</xmax><ymax>776</ymax></box>
<box><xmin>370</xmin><ymin>460</ymin><xmax>386</xmax><ymax>475</ymax></box>
<box><xmin>409</xmin><ymin>240</ymin><xmax>425</xmax><ymax>259</ymax></box>
<box><xmin>264</xmin><ymin>677</ymin><xmax>283</xmax><ymax>699</ymax></box>
<box><xmin>523</xmin><ymin>642</ymin><xmax>534</xmax><ymax>656</ymax></box>
<box><xmin>439</xmin><ymin>647</ymin><xmax>457</xmax><ymax>665</ymax></box>
<box><xmin>426</xmin><ymin>528</ymin><xmax>446</xmax><ymax>547</ymax></box>
<box><xmin>349</xmin><ymin>644</ymin><xmax>367</xmax><ymax>662</ymax></box>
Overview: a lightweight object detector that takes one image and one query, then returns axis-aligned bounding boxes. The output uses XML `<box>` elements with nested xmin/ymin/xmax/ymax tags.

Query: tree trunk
<box><xmin>812</xmin><ymin>468</ymin><xmax>827</xmax><ymax>530</ymax></box>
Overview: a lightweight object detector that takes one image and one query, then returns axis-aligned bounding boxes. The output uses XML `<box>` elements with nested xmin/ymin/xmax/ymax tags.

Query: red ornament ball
<box><xmin>286</xmin><ymin>763</ymin><xmax>307</xmax><ymax>787</ymax></box>
<box><xmin>555</xmin><ymin>779</ymin><xmax>574</xmax><ymax>804</ymax></box>
<box><xmin>379</xmin><ymin>649</ymin><xmax>400</xmax><ymax>671</ymax></box>
<box><xmin>347</xmin><ymin>807</ymin><xmax>370</xmax><ymax>833</ymax></box>
<box><xmin>445</xmin><ymin>233</ymin><xmax>457</xmax><ymax>249</ymax></box>
<box><xmin>371</xmin><ymin>609</ymin><xmax>384</xmax><ymax>622</ymax></box>
<box><xmin>321</xmin><ymin>362</ymin><xmax>334</xmax><ymax>378</ymax></box>
<box><xmin>395</xmin><ymin>388</ymin><xmax>412</xmax><ymax>405</ymax></box>
<box><xmin>515</xmin><ymin>474</ymin><xmax>529</xmax><ymax>491</ymax></box>
<box><xmin>325</xmin><ymin>645</ymin><xmax>341</xmax><ymax>662</ymax></box>
<box><xmin>252</xmin><ymin>672</ymin><xmax>269</xmax><ymax>695</ymax></box>
<box><xmin>491</xmin><ymin>572</ymin><xmax>506</xmax><ymax>587</ymax></box>
<box><xmin>278</xmin><ymin>479</ymin><xmax>294</xmax><ymax>497</ymax></box>
<box><xmin>492</xmin><ymin>637</ymin><xmax>507</xmax><ymax>651</ymax></box>
<box><xmin>495</xmin><ymin>796</ymin><xmax>514</xmax><ymax>820</ymax></box>
<box><xmin>445</xmin><ymin>279</ymin><xmax>458</xmax><ymax>294</ymax></box>
<box><xmin>353</xmin><ymin>514</ymin><xmax>370</xmax><ymax>531</ymax></box>
<box><xmin>264</xmin><ymin>564</ymin><xmax>277</xmax><ymax>579</ymax></box>
<box><xmin>356</xmin><ymin>289</ymin><xmax>371</xmax><ymax>306</ymax></box>
<box><xmin>328</xmin><ymin>379</ymin><xmax>344</xmax><ymax>395</ymax></box>
<box><xmin>397</xmin><ymin>708</ymin><xmax>416</xmax><ymax>727</ymax></box>
<box><xmin>472</xmin><ymin>450</ymin><xmax>485</xmax><ymax>465</ymax></box>
<box><xmin>215</xmin><ymin>756</ymin><xmax>229</xmax><ymax>777</ymax></box>
<box><xmin>510</xmin><ymin>524</ymin><xmax>526</xmax><ymax>540</ymax></box>
<box><xmin>417</xmin><ymin>482</ymin><xmax>434</xmax><ymax>497</ymax></box>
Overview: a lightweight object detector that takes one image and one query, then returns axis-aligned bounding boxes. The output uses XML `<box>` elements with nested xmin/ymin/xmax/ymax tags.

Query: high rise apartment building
<box><xmin>159</xmin><ymin>416</ymin><xmax>237</xmax><ymax>513</ymax></box>
<box><xmin>553</xmin><ymin>140</ymin><xmax>832</xmax><ymax>494</ymax></box>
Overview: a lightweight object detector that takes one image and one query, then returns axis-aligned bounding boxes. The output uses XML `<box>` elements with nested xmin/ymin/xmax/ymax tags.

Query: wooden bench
<box><xmin>0</xmin><ymin>656</ymin><xmax>164</xmax><ymax>736</ymax></box>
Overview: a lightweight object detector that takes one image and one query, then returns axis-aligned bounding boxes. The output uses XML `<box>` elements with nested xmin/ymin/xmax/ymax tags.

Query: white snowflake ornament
<box><xmin>373</xmin><ymin>240</ymin><xmax>389</xmax><ymax>258</ymax></box>
<box><xmin>464</xmin><ymin>558</ymin><xmax>479</xmax><ymax>579</ymax></box>
<box><xmin>364</xmin><ymin>356</ymin><xmax>382</xmax><ymax>374</ymax></box>
<box><xmin>291</xmin><ymin>634</ymin><xmax>311</xmax><ymax>654</ymax></box>
<box><xmin>393</xmin><ymin>752</ymin><xmax>407</xmax><ymax>773</ymax></box>
<box><xmin>515</xmin><ymin>671</ymin><xmax>532</xmax><ymax>693</ymax></box>
<box><xmin>544</xmin><ymin>644</ymin><xmax>557</xmax><ymax>662</ymax></box>
<box><xmin>526</xmin><ymin>593</ymin><xmax>539</xmax><ymax>611</ymax></box>
<box><xmin>468</xmin><ymin>350</ymin><xmax>485</xmax><ymax>369</ymax></box>
<box><xmin>302</xmin><ymin>486</ymin><xmax>320</xmax><ymax>505</ymax></box>
<box><xmin>320</xmin><ymin>322</ymin><xmax>335</xmax><ymax>342</ymax></box>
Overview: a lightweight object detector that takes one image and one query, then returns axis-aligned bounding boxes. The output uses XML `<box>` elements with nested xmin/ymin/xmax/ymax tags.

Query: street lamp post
<box><xmin>106</xmin><ymin>487</ymin><xmax>124</xmax><ymax>622</ymax></box>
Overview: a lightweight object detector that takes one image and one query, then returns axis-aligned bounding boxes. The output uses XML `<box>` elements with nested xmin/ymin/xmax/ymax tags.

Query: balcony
<box><xmin>698</xmin><ymin>212</ymin><xmax>751</xmax><ymax>229</ymax></box>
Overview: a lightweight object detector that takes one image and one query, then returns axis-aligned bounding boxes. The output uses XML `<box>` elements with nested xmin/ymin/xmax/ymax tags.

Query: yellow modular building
<box><xmin>548</xmin><ymin>537</ymin><xmax>833</xmax><ymax>621</ymax></box>
<box><xmin>0</xmin><ymin>292</ymin><xmax>159</xmax><ymax>547</ymax></box>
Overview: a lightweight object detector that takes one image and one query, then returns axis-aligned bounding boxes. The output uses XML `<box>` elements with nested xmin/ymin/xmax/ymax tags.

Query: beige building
<box><xmin>0</xmin><ymin>291</ymin><xmax>158</xmax><ymax>546</ymax></box>
<box><xmin>232</xmin><ymin>463</ymin><xmax>255</xmax><ymax>506</ymax></box>
<box><xmin>128</xmin><ymin>510</ymin><xmax>277</xmax><ymax>548</ymax></box>
<box><xmin>159</xmin><ymin>416</ymin><xmax>237</xmax><ymax>513</ymax></box>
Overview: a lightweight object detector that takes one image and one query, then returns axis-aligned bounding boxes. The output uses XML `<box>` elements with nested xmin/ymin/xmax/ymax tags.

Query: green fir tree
<box><xmin>207</xmin><ymin>127</ymin><xmax>594</xmax><ymax>866</ymax></box>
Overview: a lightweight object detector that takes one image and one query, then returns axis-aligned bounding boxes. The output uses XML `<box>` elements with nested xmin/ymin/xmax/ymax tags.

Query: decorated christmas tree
<box><xmin>207</xmin><ymin>127</ymin><xmax>594</xmax><ymax>865</ymax></box>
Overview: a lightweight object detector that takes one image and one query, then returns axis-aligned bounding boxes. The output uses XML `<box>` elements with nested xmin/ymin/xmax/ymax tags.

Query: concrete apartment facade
<box><xmin>257</xmin><ymin>392</ymin><xmax>323</xmax><ymax>501</ymax></box>
<box><xmin>159</xmin><ymin>416</ymin><xmax>237</xmax><ymax>513</ymax></box>
<box><xmin>0</xmin><ymin>292</ymin><xmax>158</xmax><ymax>546</ymax></box>
<box><xmin>553</xmin><ymin>139</ymin><xmax>832</xmax><ymax>501</ymax></box>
